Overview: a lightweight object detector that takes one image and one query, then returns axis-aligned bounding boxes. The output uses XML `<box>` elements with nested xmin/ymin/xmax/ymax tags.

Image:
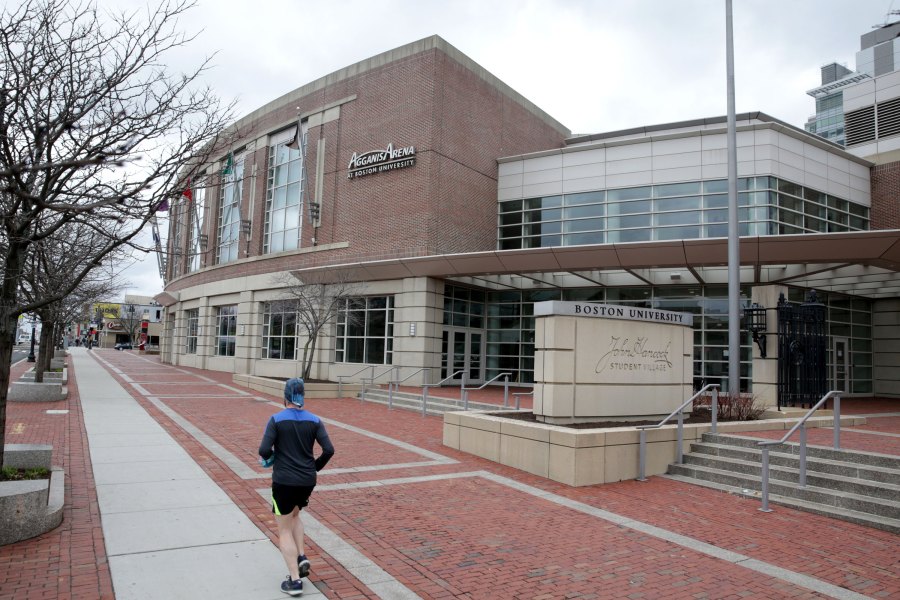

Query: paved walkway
<box><xmin>2</xmin><ymin>349</ymin><xmax>899</xmax><ymax>599</ymax></box>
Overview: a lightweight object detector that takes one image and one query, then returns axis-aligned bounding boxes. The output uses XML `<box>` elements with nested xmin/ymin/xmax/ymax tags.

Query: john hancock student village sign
<box><xmin>533</xmin><ymin>301</ymin><xmax>694</xmax><ymax>423</ymax></box>
<box><xmin>348</xmin><ymin>143</ymin><xmax>416</xmax><ymax>179</ymax></box>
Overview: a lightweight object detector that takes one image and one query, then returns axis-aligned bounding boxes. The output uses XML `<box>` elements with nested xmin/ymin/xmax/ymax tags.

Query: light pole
<box><xmin>27</xmin><ymin>316</ymin><xmax>36</xmax><ymax>362</ymax></box>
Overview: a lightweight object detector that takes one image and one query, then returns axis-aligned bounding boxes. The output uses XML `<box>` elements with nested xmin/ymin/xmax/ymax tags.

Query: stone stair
<box><xmin>356</xmin><ymin>387</ymin><xmax>510</xmax><ymax>416</ymax></box>
<box><xmin>664</xmin><ymin>433</ymin><xmax>900</xmax><ymax>534</ymax></box>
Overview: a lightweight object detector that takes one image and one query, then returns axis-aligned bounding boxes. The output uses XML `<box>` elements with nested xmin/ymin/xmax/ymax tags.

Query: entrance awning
<box><xmin>292</xmin><ymin>230</ymin><xmax>900</xmax><ymax>298</ymax></box>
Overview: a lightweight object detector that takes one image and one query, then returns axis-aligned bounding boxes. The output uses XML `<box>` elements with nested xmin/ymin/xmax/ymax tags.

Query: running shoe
<box><xmin>297</xmin><ymin>554</ymin><xmax>311</xmax><ymax>578</ymax></box>
<box><xmin>281</xmin><ymin>576</ymin><xmax>303</xmax><ymax>596</ymax></box>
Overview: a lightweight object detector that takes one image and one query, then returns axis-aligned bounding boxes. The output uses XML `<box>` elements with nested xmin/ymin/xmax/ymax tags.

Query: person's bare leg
<box><xmin>275</xmin><ymin>509</ymin><xmax>300</xmax><ymax>580</ymax></box>
<box><xmin>293</xmin><ymin>509</ymin><xmax>306</xmax><ymax>556</ymax></box>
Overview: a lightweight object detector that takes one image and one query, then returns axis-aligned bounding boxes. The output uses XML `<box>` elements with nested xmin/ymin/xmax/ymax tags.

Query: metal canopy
<box><xmin>289</xmin><ymin>230</ymin><xmax>900</xmax><ymax>298</ymax></box>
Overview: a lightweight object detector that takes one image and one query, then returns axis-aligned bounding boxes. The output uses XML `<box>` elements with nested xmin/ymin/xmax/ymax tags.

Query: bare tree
<box><xmin>271</xmin><ymin>271</ymin><xmax>364</xmax><ymax>381</ymax></box>
<box><xmin>113</xmin><ymin>302</ymin><xmax>144</xmax><ymax>346</ymax></box>
<box><xmin>0</xmin><ymin>0</ymin><xmax>234</xmax><ymax>465</ymax></box>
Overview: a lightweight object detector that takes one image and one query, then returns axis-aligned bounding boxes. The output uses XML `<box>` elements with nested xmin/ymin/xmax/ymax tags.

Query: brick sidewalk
<box><xmin>4</xmin><ymin>352</ymin><xmax>899</xmax><ymax>599</ymax></box>
<box><xmin>0</xmin><ymin>358</ymin><xmax>114</xmax><ymax>600</ymax></box>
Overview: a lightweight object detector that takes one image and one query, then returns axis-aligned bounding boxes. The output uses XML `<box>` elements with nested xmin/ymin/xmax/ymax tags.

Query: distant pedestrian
<box><xmin>258</xmin><ymin>377</ymin><xmax>334</xmax><ymax>597</ymax></box>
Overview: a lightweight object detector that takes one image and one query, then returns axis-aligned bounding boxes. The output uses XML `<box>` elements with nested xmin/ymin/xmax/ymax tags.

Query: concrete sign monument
<box><xmin>533</xmin><ymin>301</ymin><xmax>694</xmax><ymax>424</ymax></box>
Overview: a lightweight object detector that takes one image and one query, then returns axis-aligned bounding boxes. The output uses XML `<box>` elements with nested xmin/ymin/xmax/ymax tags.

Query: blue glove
<box><xmin>259</xmin><ymin>455</ymin><xmax>274</xmax><ymax>468</ymax></box>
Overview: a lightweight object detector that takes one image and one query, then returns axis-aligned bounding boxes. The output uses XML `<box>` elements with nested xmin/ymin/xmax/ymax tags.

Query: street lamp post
<box><xmin>27</xmin><ymin>317</ymin><xmax>36</xmax><ymax>362</ymax></box>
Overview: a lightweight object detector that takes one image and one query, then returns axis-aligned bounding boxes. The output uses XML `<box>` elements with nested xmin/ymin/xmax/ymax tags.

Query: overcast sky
<box><xmin>114</xmin><ymin>0</ymin><xmax>894</xmax><ymax>298</ymax></box>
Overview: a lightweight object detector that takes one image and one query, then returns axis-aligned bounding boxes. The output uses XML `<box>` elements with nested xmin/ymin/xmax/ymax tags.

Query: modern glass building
<box><xmin>157</xmin><ymin>36</ymin><xmax>900</xmax><ymax>403</ymax></box>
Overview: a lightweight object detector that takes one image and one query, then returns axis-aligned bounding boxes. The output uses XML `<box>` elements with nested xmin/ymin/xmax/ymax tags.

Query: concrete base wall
<box><xmin>232</xmin><ymin>374</ymin><xmax>361</xmax><ymax>400</ymax></box>
<box><xmin>0</xmin><ymin>445</ymin><xmax>64</xmax><ymax>546</ymax></box>
<box><xmin>8</xmin><ymin>382</ymin><xmax>67</xmax><ymax>402</ymax></box>
<box><xmin>443</xmin><ymin>411</ymin><xmax>867</xmax><ymax>486</ymax></box>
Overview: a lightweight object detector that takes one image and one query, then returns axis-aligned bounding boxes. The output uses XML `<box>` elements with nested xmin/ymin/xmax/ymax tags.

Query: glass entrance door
<box><xmin>441</xmin><ymin>328</ymin><xmax>484</xmax><ymax>384</ymax></box>
<box><xmin>833</xmin><ymin>337</ymin><xmax>849</xmax><ymax>393</ymax></box>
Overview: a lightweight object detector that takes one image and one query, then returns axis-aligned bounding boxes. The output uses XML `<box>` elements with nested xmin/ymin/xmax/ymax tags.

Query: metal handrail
<box><xmin>360</xmin><ymin>366</ymin><xmax>397</xmax><ymax>403</ymax></box>
<box><xmin>636</xmin><ymin>384</ymin><xmax>720</xmax><ymax>481</ymax></box>
<box><xmin>337</xmin><ymin>365</ymin><xmax>373</xmax><ymax>398</ymax></box>
<box><xmin>388</xmin><ymin>368</ymin><xmax>431</xmax><ymax>413</ymax></box>
<box><xmin>461</xmin><ymin>372</ymin><xmax>512</xmax><ymax>410</ymax></box>
<box><xmin>421</xmin><ymin>370</ymin><xmax>465</xmax><ymax>416</ymax></box>
<box><xmin>511</xmin><ymin>391</ymin><xmax>533</xmax><ymax>410</ymax></box>
<box><xmin>758</xmin><ymin>390</ymin><xmax>842</xmax><ymax>512</ymax></box>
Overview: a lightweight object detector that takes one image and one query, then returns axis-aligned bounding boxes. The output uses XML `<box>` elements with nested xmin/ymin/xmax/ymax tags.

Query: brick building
<box><xmin>157</xmin><ymin>36</ymin><xmax>900</xmax><ymax>402</ymax></box>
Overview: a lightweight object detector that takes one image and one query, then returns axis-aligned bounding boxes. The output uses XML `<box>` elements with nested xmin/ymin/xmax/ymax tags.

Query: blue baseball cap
<box><xmin>284</xmin><ymin>377</ymin><xmax>305</xmax><ymax>407</ymax></box>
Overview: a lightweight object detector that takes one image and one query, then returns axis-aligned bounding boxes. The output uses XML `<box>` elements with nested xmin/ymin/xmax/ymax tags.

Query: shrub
<box><xmin>0</xmin><ymin>466</ymin><xmax>50</xmax><ymax>481</ymax></box>
<box><xmin>693</xmin><ymin>391</ymin><xmax>765</xmax><ymax>421</ymax></box>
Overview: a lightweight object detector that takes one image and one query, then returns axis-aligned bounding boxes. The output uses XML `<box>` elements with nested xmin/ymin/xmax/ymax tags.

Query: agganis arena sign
<box><xmin>348</xmin><ymin>143</ymin><xmax>416</xmax><ymax>179</ymax></box>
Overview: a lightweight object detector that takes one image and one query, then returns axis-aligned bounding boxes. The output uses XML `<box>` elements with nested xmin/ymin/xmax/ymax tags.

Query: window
<box><xmin>171</xmin><ymin>197</ymin><xmax>186</xmax><ymax>278</ymax></box>
<box><xmin>215</xmin><ymin>305</ymin><xmax>237</xmax><ymax>356</ymax></box>
<box><xmin>188</xmin><ymin>178</ymin><xmax>206</xmax><ymax>273</ymax></box>
<box><xmin>217</xmin><ymin>156</ymin><xmax>244</xmax><ymax>264</ymax></box>
<box><xmin>262</xmin><ymin>302</ymin><xmax>297</xmax><ymax>360</ymax></box>
<box><xmin>265</xmin><ymin>124</ymin><xmax>308</xmax><ymax>253</ymax></box>
<box><xmin>185</xmin><ymin>309</ymin><xmax>199</xmax><ymax>354</ymax></box>
<box><xmin>335</xmin><ymin>296</ymin><xmax>394</xmax><ymax>364</ymax></box>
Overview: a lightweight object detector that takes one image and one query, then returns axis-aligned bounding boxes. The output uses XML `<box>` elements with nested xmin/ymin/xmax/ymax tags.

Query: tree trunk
<box><xmin>301</xmin><ymin>337</ymin><xmax>313</xmax><ymax>380</ymax></box>
<box><xmin>306</xmin><ymin>335</ymin><xmax>319</xmax><ymax>380</ymax></box>
<box><xmin>0</xmin><ymin>327</ymin><xmax>12</xmax><ymax>469</ymax></box>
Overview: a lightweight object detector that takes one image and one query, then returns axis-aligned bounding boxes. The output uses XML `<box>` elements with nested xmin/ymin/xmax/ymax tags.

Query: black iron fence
<box><xmin>777</xmin><ymin>291</ymin><xmax>827</xmax><ymax>408</ymax></box>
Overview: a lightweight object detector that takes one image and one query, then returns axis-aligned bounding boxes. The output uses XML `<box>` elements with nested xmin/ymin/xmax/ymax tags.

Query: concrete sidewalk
<box><xmin>72</xmin><ymin>349</ymin><xmax>320</xmax><ymax>599</ymax></box>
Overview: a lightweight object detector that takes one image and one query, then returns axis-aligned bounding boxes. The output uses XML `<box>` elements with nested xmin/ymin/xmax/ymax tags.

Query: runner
<box><xmin>259</xmin><ymin>377</ymin><xmax>334</xmax><ymax>596</ymax></box>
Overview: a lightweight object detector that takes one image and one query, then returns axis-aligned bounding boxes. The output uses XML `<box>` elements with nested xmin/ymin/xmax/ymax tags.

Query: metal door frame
<box><xmin>832</xmin><ymin>336</ymin><xmax>850</xmax><ymax>394</ymax></box>
<box><xmin>442</xmin><ymin>327</ymin><xmax>485</xmax><ymax>384</ymax></box>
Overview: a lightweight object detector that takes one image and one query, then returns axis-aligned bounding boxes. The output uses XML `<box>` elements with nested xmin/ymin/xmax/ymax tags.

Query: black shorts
<box><xmin>271</xmin><ymin>482</ymin><xmax>315</xmax><ymax>515</ymax></box>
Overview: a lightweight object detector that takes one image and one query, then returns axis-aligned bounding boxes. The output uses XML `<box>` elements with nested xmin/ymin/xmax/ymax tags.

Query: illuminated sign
<box><xmin>348</xmin><ymin>143</ymin><xmax>415</xmax><ymax>179</ymax></box>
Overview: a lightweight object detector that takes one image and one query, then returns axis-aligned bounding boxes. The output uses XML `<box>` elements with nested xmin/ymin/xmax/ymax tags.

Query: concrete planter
<box><xmin>50</xmin><ymin>358</ymin><xmax>65</xmax><ymax>370</ymax></box>
<box><xmin>233</xmin><ymin>374</ymin><xmax>360</xmax><ymax>399</ymax></box>
<box><xmin>19</xmin><ymin>368</ymin><xmax>67</xmax><ymax>385</ymax></box>
<box><xmin>8</xmin><ymin>381</ymin><xmax>67</xmax><ymax>402</ymax></box>
<box><xmin>443</xmin><ymin>411</ymin><xmax>868</xmax><ymax>487</ymax></box>
<box><xmin>0</xmin><ymin>445</ymin><xmax>64</xmax><ymax>546</ymax></box>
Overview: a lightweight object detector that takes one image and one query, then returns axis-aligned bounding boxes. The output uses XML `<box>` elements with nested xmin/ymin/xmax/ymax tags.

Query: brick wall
<box><xmin>166</xmin><ymin>40</ymin><xmax>568</xmax><ymax>293</ymax></box>
<box><xmin>870</xmin><ymin>161</ymin><xmax>900</xmax><ymax>229</ymax></box>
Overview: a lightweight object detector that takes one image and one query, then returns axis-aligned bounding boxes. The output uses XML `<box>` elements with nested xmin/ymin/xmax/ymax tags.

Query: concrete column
<box><xmin>392</xmin><ymin>277</ymin><xmax>444</xmax><ymax>386</ymax></box>
<box><xmin>873</xmin><ymin>298</ymin><xmax>900</xmax><ymax>398</ymax></box>
<box><xmin>197</xmin><ymin>296</ymin><xmax>211</xmax><ymax>371</ymax></box>
<box><xmin>234</xmin><ymin>290</ymin><xmax>256</xmax><ymax>376</ymax></box>
<box><xmin>750</xmin><ymin>285</ymin><xmax>787</xmax><ymax>409</ymax></box>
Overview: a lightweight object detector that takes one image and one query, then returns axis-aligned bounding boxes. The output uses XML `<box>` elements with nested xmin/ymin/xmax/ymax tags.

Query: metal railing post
<box><xmin>503</xmin><ymin>375</ymin><xmax>509</xmax><ymax>408</ymax></box>
<box><xmin>760</xmin><ymin>448</ymin><xmax>772</xmax><ymax>512</ymax></box>
<box><xmin>833</xmin><ymin>394</ymin><xmax>841</xmax><ymax>450</ymax></box>
<box><xmin>676</xmin><ymin>412</ymin><xmax>684</xmax><ymax>464</ymax></box>
<box><xmin>638</xmin><ymin>430</ymin><xmax>647</xmax><ymax>481</ymax></box>
<box><xmin>462</xmin><ymin>374</ymin><xmax>468</xmax><ymax>410</ymax></box>
<box><xmin>798</xmin><ymin>425</ymin><xmax>807</xmax><ymax>487</ymax></box>
<box><xmin>515</xmin><ymin>393</ymin><xmax>521</xmax><ymax>410</ymax></box>
<box><xmin>711</xmin><ymin>386</ymin><xmax>718</xmax><ymax>434</ymax></box>
<box><xmin>388</xmin><ymin>379</ymin><xmax>394</xmax><ymax>410</ymax></box>
<box><xmin>338</xmin><ymin>377</ymin><xmax>343</xmax><ymax>399</ymax></box>
<box><xmin>422</xmin><ymin>386</ymin><xmax>429</xmax><ymax>416</ymax></box>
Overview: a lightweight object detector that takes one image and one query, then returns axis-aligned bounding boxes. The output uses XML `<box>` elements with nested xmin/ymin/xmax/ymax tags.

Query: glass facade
<box><xmin>184</xmin><ymin>309</ymin><xmax>199</xmax><ymax>354</ymax></box>
<box><xmin>188</xmin><ymin>179</ymin><xmax>206</xmax><ymax>273</ymax></box>
<box><xmin>262</xmin><ymin>301</ymin><xmax>297</xmax><ymax>360</ymax></box>
<box><xmin>335</xmin><ymin>296</ymin><xmax>395</xmax><ymax>364</ymax></box>
<box><xmin>217</xmin><ymin>156</ymin><xmax>243</xmax><ymax>264</ymax></box>
<box><xmin>498</xmin><ymin>177</ymin><xmax>869</xmax><ymax>250</ymax></box>
<box><xmin>787</xmin><ymin>288</ymin><xmax>873</xmax><ymax>394</ymax></box>
<box><xmin>264</xmin><ymin>128</ymin><xmax>307</xmax><ymax>254</ymax></box>
<box><xmin>215</xmin><ymin>305</ymin><xmax>237</xmax><ymax>357</ymax></box>
<box><xmin>444</xmin><ymin>284</ymin><xmax>881</xmax><ymax>394</ymax></box>
<box><xmin>805</xmin><ymin>92</ymin><xmax>846</xmax><ymax>145</ymax></box>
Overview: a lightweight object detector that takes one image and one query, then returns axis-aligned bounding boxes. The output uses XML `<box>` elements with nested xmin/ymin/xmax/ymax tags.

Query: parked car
<box><xmin>114</xmin><ymin>342</ymin><xmax>133</xmax><ymax>350</ymax></box>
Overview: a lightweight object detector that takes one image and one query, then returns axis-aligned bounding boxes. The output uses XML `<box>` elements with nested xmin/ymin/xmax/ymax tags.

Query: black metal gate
<box><xmin>777</xmin><ymin>291</ymin><xmax>827</xmax><ymax>409</ymax></box>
